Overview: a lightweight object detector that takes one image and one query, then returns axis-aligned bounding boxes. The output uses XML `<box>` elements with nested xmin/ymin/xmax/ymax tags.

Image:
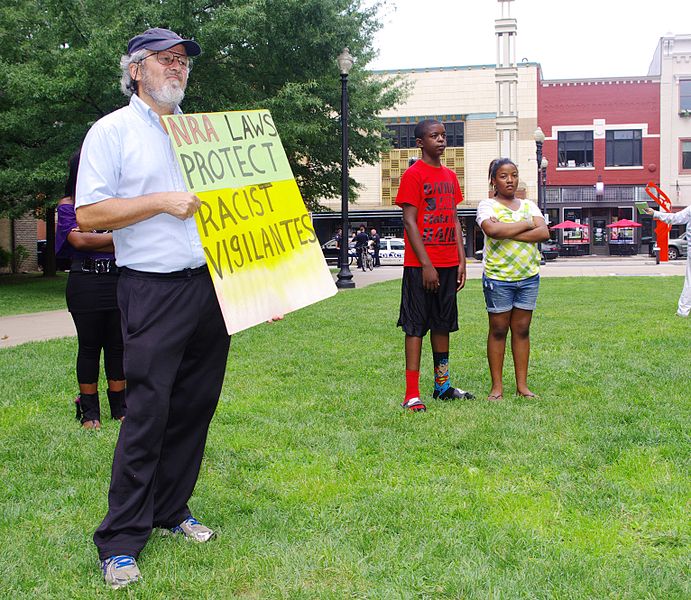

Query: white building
<box><xmin>648</xmin><ymin>34</ymin><xmax>691</xmax><ymax>207</ymax></box>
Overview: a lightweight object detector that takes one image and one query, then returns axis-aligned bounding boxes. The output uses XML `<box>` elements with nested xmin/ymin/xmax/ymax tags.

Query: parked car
<box><xmin>667</xmin><ymin>232</ymin><xmax>688</xmax><ymax>260</ymax></box>
<box><xmin>377</xmin><ymin>237</ymin><xmax>405</xmax><ymax>265</ymax></box>
<box><xmin>37</xmin><ymin>240</ymin><xmax>71</xmax><ymax>271</ymax></box>
<box><xmin>541</xmin><ymin>240</ymin><xmax>560</xmax><ymax>261</ymax></box>
<box><xmin>320</xmin><ymin>238</ymin><xmax>356</xmax><ymax>265</ymax></box>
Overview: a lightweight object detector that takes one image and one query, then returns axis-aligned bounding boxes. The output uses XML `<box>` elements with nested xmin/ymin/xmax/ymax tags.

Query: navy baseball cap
<box><xmin>127</xmin><ymin>27</ymin><xmax>202</xmax><ymax>56</ymax></box>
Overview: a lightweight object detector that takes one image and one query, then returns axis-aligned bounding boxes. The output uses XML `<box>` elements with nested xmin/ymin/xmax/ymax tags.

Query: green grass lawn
<box><xmin>0</xmin><ymin>277</ymin><xmax>688</xmax><ymax>598</ymax></box>
<box><xmin>0</xmin><ymin>273</ymin><xmax>68</xmax><ymax>317</ymax></box>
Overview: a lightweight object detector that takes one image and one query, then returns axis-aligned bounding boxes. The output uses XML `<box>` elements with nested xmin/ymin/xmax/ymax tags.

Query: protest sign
<box><xmin>162</xmin><ymin>110</ymin><xmax>336</xmax><ymax>334</ymax></box>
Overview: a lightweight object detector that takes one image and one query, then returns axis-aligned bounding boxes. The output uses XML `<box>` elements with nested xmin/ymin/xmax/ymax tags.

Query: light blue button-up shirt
<box><xmin>75</xmin><ymin>94</ymin><xmax>206</xmax><ymax>272</ymax></box>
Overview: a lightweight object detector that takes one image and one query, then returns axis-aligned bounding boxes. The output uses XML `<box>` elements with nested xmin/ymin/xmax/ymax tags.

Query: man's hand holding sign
<box><xmin>161</xmin><ymin>110</ymin><xmax>336</xmax><ymax>334</ymax></box>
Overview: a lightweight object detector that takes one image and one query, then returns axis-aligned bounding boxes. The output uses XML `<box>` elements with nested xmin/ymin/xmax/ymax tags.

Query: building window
<box><xmin>385</xmin><ymin>123</ymin><xmax>415</xmax><ymax>149</ymax></box>
<box><xmin>443</xmin><ymin>122</ymin><xmax>465</xmax><ymax>148</ymax></box>
<box><xmin>606</xmin><ymin>129</ymin><xmax>642</xmax><ymax>167</ymax></box>
<box><xmin>682</xmin><ymin>139</ymin><xmax>691</xmax><ymax>172</ymax></box>
<box><xmin>386</xmin><ymin>121</ymin><xmax>464</xmax><ymax>149</ymax></box>
<box><xmin>557</xmin><ymin>131</ymin><xmax>593</xmax><ymax>167</ymax></box>
<box><xmin>680</xmin><ymin>80</ymin><xmax>691</xmax><ymax>111</ymax></box>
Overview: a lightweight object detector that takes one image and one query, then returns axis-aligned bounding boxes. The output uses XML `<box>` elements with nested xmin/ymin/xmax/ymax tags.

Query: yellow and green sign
<box><xmin>162</xmin><ymin>110</ymin><xmax>336</xmax><ymax>334</ymax></box>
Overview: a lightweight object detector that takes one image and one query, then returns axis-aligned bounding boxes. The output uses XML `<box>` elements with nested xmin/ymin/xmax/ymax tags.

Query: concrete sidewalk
<box><xmin>1</xmin><ymin>309</ymin><xmax>76</xmax><ymax>349</ymax></box>
<box><xmin>337</xmin><ymin>255</ymin><xmax>686</xmax><ymax>287</ymax></box>
<box><xmin>1</xmin><ymin>256</ymin><xmax>685</xmax><ymax>349</ymax></box>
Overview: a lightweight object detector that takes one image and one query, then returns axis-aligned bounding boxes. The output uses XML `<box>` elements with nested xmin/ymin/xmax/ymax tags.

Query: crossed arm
<box><xmin>67</xmin><ymin>230</ymin><xmax>114</xmax><ymax>253</ymax></box>
<box><xmin>481</xmin><ymin>215</ymin><xmax>550</xmax><ymax>243</ymax></box>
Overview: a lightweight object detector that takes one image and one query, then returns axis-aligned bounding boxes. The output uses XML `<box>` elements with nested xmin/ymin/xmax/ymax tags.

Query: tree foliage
<box><xmin>0</xmin><ymin>0</ymin><xmax>405</xmax><ymax>217</ymax></box>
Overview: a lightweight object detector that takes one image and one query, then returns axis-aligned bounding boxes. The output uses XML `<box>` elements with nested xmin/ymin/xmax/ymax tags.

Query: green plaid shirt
<box><xmin>481</xmin><ymin>200</ymin><xmax>541</xmax><ymax>281</ymax></box>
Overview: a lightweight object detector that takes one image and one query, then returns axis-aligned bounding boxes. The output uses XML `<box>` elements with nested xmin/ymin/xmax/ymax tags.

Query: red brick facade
<box><xmin>539</xmin><ymin>78</ymin><xmax>660</xmax><ymax>187</ymax></box>
<box><xmin>537</xmin><ymin>77</ymin><xmax>661</xmax><ymax>255</ymax></box>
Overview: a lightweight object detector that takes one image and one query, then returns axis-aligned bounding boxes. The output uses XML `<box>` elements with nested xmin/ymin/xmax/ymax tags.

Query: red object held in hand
<box><xmin>645</xmin><ymin>182</ymin><xmax>672</xmax><ymax>262</ymax></box>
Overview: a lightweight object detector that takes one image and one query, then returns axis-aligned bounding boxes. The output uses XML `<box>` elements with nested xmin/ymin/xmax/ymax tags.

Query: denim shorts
<box><xmin>482</xmin><ymin>273</ymin><xmax>540</xmax><ymax>313</ymax></box>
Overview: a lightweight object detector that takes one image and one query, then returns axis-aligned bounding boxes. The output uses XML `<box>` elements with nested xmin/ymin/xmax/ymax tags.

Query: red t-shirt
<box><xmin>395</xmin><ymin>160</ymin><xmax>463</xmax><ymax>267</ymax></box>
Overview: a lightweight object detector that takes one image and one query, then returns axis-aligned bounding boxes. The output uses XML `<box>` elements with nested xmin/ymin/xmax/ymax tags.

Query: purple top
<box><xmin>55</xmin><ymin>202</ymin><xmax>114</xmax><ymax>260</ymax></box>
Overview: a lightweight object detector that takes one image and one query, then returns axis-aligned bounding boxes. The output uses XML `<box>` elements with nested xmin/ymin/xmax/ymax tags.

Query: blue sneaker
<box><xmin>101</xmin><ymin>555</ymin><xmax>141</xmax><ymax>589</ymax></box>
<box><xmin>167</xmin><ymin>516</ymin><xmax>215</xmax><ymax>542</ymax></box>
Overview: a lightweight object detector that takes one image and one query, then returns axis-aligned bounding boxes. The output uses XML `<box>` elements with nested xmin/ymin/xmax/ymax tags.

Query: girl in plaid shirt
<box><xmin>476</xmin><ymin>159</ymin><xmax>550</xmax><ymax>401</ymax></box>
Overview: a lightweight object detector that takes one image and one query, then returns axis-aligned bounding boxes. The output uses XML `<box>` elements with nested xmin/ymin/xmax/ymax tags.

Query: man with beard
<box><xmin>75</xmin><ymin>28</ymin><xmax>231</xmax><ymax>589</ymax></box>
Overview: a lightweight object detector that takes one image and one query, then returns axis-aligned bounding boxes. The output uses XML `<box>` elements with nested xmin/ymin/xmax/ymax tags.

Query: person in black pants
<box><xmin>370</xmin><ymin>228</ymin><xmax>381</xmax><ymax>267</ymax></box>
<box><xmin>352</xmin><ymin>226</ymin><xmax>369</xmax><ymax>268</ymax></box>
<box><xmin>76</xmin><ymin>28</ymin><xmax>233</xmax><ymax>589</ymax></box>
<box><xmin>55</xmin><ymin>150</ymin><xmax>125</xmax><ymax>430</ymax></box>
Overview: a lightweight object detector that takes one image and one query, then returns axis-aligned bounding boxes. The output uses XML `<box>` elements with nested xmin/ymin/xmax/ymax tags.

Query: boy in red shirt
<box><xmin>395</xmin><ymin>120</ymin><xmax>474</xmax><ymax>411</ymax></box>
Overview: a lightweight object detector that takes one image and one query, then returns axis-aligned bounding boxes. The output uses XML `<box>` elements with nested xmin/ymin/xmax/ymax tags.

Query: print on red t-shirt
<box><xmin>395</xmin><ymin>160</ymin><xmax>463</xmax><ymax>268</ymax></box>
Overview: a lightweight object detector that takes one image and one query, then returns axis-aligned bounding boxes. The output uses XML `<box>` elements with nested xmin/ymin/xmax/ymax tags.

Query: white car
<box><xmin>377</xmin><ymin>237</ymin><xmax>405</xmax><ymax>265</ymax></box>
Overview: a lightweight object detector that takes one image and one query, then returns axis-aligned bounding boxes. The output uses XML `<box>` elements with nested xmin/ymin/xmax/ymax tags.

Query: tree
<box><xmin>0</xmin><ymin>0</ymin><xmax>406</xmax><ymax>274</ymax></box>
<box><xmin>0</xmin><ymin>0</ymin><xmax>140</xmax><ymax>274</ymax></box>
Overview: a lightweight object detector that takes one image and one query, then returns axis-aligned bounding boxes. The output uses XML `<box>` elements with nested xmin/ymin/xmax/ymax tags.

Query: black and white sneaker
<box><xmin>432</xmin><ymin>387</ymin><xmax>475</xmax><ymax>400</ymax></box>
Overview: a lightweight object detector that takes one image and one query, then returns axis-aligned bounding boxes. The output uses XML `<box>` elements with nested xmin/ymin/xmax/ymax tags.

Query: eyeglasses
<box><xmin>140</xmin><ymin>50</ymin><xmax>192</xmax><ymax>70</ymax></box>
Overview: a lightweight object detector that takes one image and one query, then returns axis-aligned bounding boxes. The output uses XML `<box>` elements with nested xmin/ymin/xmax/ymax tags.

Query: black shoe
<box><xmin>433</xmin><ymin>386</ymin><xmax>475</xmax><ymax>400</ymax></box>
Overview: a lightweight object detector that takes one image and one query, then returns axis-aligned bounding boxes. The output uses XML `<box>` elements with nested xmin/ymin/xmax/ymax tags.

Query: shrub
<box><xmin>11</xmin><ymin>245</ymin><xmax>29</xmax><ymax>272</ymax></box>
<box><xmin>0</xmin><ymin>246</ymin><xmax>11</xmax><ymax>269</ymax></box>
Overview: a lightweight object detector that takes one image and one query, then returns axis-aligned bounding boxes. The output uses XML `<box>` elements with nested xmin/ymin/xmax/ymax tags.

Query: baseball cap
<box><xmin>127</xmin><ymin>27</ymin><xmax>202</xmax><ymax>56</ymax></box>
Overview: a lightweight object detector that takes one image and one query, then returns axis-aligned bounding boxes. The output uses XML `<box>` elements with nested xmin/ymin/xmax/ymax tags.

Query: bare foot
<box><xmin>516</xmin><ymin>389</ymin><xmax>538</xmax><ymax>398</ymax></box>
<box><xmin>82</xmin><ymin>420</ymin><xmax>101</xmax><ymax>430</ymax></box>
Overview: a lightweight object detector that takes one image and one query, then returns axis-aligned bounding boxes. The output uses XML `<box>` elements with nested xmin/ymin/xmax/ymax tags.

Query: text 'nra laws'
<box><xmin>165</xmin><ymin>112</ymin><xmax>281</xmax><ymax>190</ymax></box>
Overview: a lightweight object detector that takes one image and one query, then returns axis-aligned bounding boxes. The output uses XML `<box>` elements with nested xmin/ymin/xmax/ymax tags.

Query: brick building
<box><xmin>538</xmin><ymin>77</ymin><xmax>660</xmax><ymax>255</ymax></box>
<box><xmin>314</xmin><ymin>61</ymin><xmax>542</xmax><ymax>255</ymax></box>
<box><xmin>0</xmin><ymin>215</ymin><xmax>39</xmax><ymax>273</ymax></box>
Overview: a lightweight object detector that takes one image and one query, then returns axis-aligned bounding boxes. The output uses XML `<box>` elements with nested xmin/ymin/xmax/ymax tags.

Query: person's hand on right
<box><xmin>643</xmin><ymin>207</ymin><xmax>655</xmax><ymax>216</ymax></box>
<box><xmin>164</xmin><ymin>192</ymin><xmax>202</xmax><ymax>220</ymax></box>
<box><xmin>422</xmin><ymin>264</ymin><xmax>440</xmax><ymax>292</ymax></box>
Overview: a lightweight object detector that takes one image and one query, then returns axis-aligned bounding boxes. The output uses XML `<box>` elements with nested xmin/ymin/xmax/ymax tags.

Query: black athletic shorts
<box><xmin>397</xmin><ymin>266</ymin><xmax>459</xmax><ymax>337</ymax></box>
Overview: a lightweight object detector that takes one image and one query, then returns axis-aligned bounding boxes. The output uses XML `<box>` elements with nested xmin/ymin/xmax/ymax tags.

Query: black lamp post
<box><xmin>336</xmin><ymin>48</ymin><xmax>355</xmax><ymax>289</ymax></box>
<box><xmin>534</xmin><ymin>127</ymin><xmax>546</xmax><ymax>264</ymax></box>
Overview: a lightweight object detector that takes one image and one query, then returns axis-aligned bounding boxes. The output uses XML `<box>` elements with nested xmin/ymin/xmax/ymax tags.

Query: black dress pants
<box><xmin>94</xmin><ymin>267</ymin><xmax>231</xmax><ymax>560</ymax></box>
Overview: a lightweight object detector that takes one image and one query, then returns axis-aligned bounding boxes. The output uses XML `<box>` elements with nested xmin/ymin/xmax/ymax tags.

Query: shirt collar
<box><xmin>129</xmin><ymin>94</ymin><xmax>183</xmax><ymax>129</ymax></box>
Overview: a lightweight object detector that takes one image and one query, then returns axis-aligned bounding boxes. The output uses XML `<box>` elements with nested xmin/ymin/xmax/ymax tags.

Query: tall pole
<box><xmin>540</xmin><ymin>159</ymin><xmax>548</xmax><ymax>217</ymax></box>
<box><xmin>540</xmin><ymin>158</ymin><xmax>548</xmax><ymax>251</ymax></box>
<box><xmin>336</xmin><ymin>48</ymin><xmax>355</xmax><ymax>289</ymax></box>
<box><xmin>534</xmin><ymin>127</ymin><xmax>545</xmax><ymax>265</ymax></box>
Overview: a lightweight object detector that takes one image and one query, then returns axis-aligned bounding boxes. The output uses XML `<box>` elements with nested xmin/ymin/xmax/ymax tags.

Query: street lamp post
<box><xmin>534</xmin><ymin>127</ymin><xmax>546</xmax><ymax>264</ymax></box>
<box><xmin>336</xmin><ymin>48</ymin><xmax>355</xmax><ymax>289</ymax></box>
<box><xmin>540</xmin><ymin>157</ymin><xmax>548</xmax><ymax>265</ymax></box>
<box><xmin>540</xmin><ymin>156</ymin><xmax>548</xmax><ymax>218</ymax></box>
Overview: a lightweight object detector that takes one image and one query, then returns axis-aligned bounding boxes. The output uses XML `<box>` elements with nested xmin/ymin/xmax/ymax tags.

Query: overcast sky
<box><xmin>367</xmin><ymin>0</ymin><xmax>689</xmax><ymax>79</ymax></box>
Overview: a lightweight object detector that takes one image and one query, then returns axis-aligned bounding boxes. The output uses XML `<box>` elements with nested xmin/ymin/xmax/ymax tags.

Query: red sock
<box><xmin>405</xmin><ymin>369</ymin><xmax>421</xmax><ymax>401</ymax></box>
